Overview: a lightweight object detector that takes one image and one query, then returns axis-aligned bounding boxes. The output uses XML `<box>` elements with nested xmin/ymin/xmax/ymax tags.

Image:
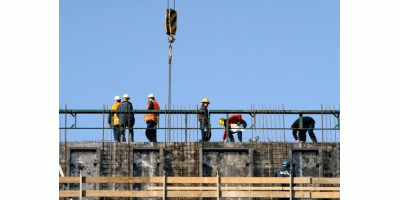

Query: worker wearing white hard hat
<box><xmin>117</xmin><ymin>93</ymin><xmax>135</xmax><ymax>142</ymax></box>
<box><xmin>108</xmin><ymin>96</ymin><xmax>121</xmax><ymax>142</ymax></box>
<box><xmin>144</xmin><ymin>94</ymin><xmax>160</xmax><ymax>142</ymax></box>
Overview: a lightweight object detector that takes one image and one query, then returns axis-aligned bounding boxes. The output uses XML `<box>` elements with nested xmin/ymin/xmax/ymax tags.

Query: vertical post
<box><xmin>64</xmin><ymin>104</ymin><xmax>68</xmax><ymax>177</ymax></box>
<box><xmin>129</xmin><ymin>144</ymin><xmax>133</xmax><ymax>200</ymax></box>
<box><xmin>199</xmin><ymin>147</ymin><xmax>203</xmax><ymax>177</ymax></box>
<box><xmin>225</xmin><ymin>113</ymin><xmax>229</xmax><ymax>142</ymax></box>
<box><xmin>253</xmin><ymin>113</ymin><xmax>256</xmax><ymax>140</ymax></box>
<box><xmin>289</xmin><ymin>147</ymin><xmax>294</xmax><ymax>199</ymax></box>
<box><xmin>102</xmin><ymin>105</ymin><xmax>105</xmax><ymax>146</ymax></box>
<box><xmin>249</xmin><ymin>149</ymin><xmax>254</xmax><ymax>200</ymax></box>
<box><xmin>289</xmin><ymin>167</ymin><xmax>293</xmax><ymax>200</ymax></box>
<box><xmin>199</xmin><ymin>146</ymin><xmax>203</xmax><ymax>200</ymax></box>
<box><xmin>163</xmin><ymin>174</ymin><xmax>167</xmax><ymax>200</ymax></box>
<box><xmin>251</xmin><ymin>104</ymin><xmax>254</xmax><ymax>140</ymax></box>
<box><xmin>249</xmin><ymin>149</ymin><xmax>254</xmax><ymax>176</ymax></box>
<box><xmin>80</xmin><ymin>170</ymin><xmax>83</xmax><ymax>200</ymax></box>
<box><xmin>282</xmin><ymin>104</ymin><xmax>286</xmax><ymax>142</ymax></box>
<box><xmin>299</xmin><ymin>114</ymin><xmax>303</xmax><ymax>129</ymax></box>
<box><xmin>159</xmin><ymin>148</ymin><xmax>165</xmax><ymax>176</ymax></box>
<box><xmin>319</xmin><ymin>148</ymin><xmax>324</xmax><ymax>177</ymax></box>
<box><xmin>185</xmin><ymin>113</ymin><xmax>187</xmax><ymax>142</ymax></box>
<box><xmin>217</xmin><ymin>171</ymin><xmax>220</xmax><ymax>200</ymax></box>
<box><xmin>321</xmin><ymin>104</ymin><xmax>324</xmax><ymax>143</ymax></box>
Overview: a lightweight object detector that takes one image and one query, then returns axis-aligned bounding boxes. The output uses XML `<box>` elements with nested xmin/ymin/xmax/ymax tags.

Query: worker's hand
<box><xmin>296</xmin><ymin>140</ymin><xmax>300</xmax><ymax>143</ymax></box>
<box><xmin>242</xmin><ymin>120</ymin><xmax>247</xmax><ymax>128</ymax></box>
<box><xmin>220</xmin><ymin>139</ymin><xmax>225</xmax><ymax>142</ymax></box>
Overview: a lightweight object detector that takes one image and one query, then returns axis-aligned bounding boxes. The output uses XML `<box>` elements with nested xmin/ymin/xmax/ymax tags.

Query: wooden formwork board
<box><xmin>147</xmin><ymin>186</ymin><xmax>340</xmax><ymax>191</ymax></box>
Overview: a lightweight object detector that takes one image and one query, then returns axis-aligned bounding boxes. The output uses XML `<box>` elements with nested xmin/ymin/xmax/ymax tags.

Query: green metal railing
<box><xmin>59</xmin><ymin>109</ymin><xmax>340</xmax><ymax>143</ymax></box>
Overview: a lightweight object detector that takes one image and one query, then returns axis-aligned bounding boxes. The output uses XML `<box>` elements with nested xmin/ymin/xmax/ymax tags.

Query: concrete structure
<box><xmin>60</xmin><ymin>142</ymin><xmax>339</xmax><ymax>199</ymax></box>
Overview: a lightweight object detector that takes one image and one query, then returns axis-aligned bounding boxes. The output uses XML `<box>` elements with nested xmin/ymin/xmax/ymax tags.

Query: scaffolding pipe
<box><xmin>59</xmin><ymin>109</ymin><xmax>340</xmax><ymax>115</ymax></box>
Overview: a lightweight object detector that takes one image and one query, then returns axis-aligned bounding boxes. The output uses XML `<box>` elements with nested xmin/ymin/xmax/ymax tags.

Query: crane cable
<box><xmin>167</xmin><ymin>0</ymin><xmax>176</xmax><ymax>58</ymax></box>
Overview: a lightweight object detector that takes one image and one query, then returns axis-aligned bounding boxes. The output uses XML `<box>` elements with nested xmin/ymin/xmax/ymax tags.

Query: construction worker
<box><xmin>219</xmin><ymin>114</ymin><xmax>247</xmax><ymax>142</ymax></box>
<box><xmin>144</xmin><ymin>94</ymin><xmax>160</xmax><ymax>142</ymax></box>
<box><xmin>291</xmin><ymin>116</ymin><xmax>318</xmax><ymax>143</ymax></box>
<box><xmin>276</xmin><ymin>160</ymin><xmax>293</xmax><ymax>177</ymax></box>
<box><xmin>108</xmin><ymin>96</ymin><xmax>121</xmax><ymax>142</ymax></box>
<box><xmin>198</xmin><ymin>98</ymin><xmax>211</xmax><ymax>142</ymax></box>
<box><xmin>117</xmin><ymin>94</ymin><xmax>135</xmax><ymax>142</ymax></box>
<box><xmin>275</xmin><ymin>160</ymin><xmax>295</xmax><ymax>197</ymax></box>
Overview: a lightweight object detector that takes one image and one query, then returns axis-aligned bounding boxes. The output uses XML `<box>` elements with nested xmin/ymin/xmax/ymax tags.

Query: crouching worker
<box><xmin>219</xmin><ymin>114</ymin><xmax>247</xmax><ymax>142</ymax></box>
<box><xmin>291</xmin><ymin>116</ymin><xmax>318</xmax><ymax>143</ymax></box>
<box><xmin>144</xmin><ymin>94</ymin><xmax>160</xmax><ymax>142</ymax></box>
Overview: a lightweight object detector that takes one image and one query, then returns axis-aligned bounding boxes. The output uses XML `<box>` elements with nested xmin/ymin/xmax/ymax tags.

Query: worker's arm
<box><xmin>128</xmin><ymin>102</ymin><xmax>135</xmax><ymax>126</ymax></box>
<box><xmin>148</xmin><ymin>101</ymin><xmax>154</xmax><ymax>110</ymax></box>
<box><xmin>241</xmin><ymin>120</ymin><xmax>247</xmax><ymax>128</ymax></box>
<box><xmin>292</xmin><ymin>129</ymin><xmax>298</xmax><ymax>141</ymax></box>
<box><xmin>222</xmin><ymin>129</ymin><xmax>227</xmax><ymax>141</ymax></box>
<box><xmin>108</xmin><ymin>110</ymin><xmax>112</xmax><ymax>125</ymax></box>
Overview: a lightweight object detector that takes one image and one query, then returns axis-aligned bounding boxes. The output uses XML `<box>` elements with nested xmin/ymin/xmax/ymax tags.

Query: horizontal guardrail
<box><xmin>59</xmin><ymin>109</ymin><xmax>340</xmax><ymax>114</ymax></box>
<box><xmin>59</xmin><ymin>176</ymin><xmax>340</xmax><ymax>199</ymax></box>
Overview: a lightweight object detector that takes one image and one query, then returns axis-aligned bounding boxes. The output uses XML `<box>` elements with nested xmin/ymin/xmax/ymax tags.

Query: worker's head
<box><xmin>123</xmin><ymin>94</ymin><xmax>130</xmax><ymax>101</ymax></box>
<box><xmin>219</xmin><ymin>118</ymin><xmax>226</xmax><ymax>127</ymax></box>
<box><xmin>283</xmin><ymin>160</ymin><xmax>290</xmax><ymax>167</ymax></box>
<box><xmin>202</xmin><ymin>98</ymin><xmax>210</xmax><ymax>106</ymax></box>
<box><xmin>114</xmin><ymin>96</ymin><xmax>121</xmax><ymax>102</ymax></box>
<box><xmin>148</xmin><ymin>94</ymin><xmax>155</xmax><ymax>100</ymax></box>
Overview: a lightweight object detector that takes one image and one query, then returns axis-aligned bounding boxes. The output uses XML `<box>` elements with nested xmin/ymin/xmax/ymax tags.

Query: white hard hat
<box><xmin>114</xmin><ymin>96</ymin><xmax>121</xmax><ymax>101</ymax></box>
<box><xmin>123</xmin><ymin>94</ymin><xmax>130</xmax><ymax>99</ymax></box>
<box><xmin>148</xmin><ymin>94</ymin><xmax>154</xmax><ymax>98</ymax></box>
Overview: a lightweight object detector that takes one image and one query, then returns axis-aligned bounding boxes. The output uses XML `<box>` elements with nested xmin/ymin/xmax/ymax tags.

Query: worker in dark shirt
<box><xmin>198</xmin><ymin>98</ymin><xmax>211</xmax><ymax>142</ymax></box>
<box><xmin>276</xmin><ymin>160</ymin><xmax>293</xmax><ymax>177</ymax></box>
<box><xmin>291</xmin><ymin>116</ymin><xmax>317</xmax><ymax>143</ymax></box>
<box><xmin>117</xmin><ymin>94</ymin><xmax>135</xmax><ymax>142</ymax></box>
<box><xmin>276</xmin><ymin>160</ymin><xmax>295</xmax><ymax>200</ymax></box>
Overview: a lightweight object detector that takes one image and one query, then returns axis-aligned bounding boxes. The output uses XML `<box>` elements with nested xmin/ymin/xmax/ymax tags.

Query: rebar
<box><xmin>59</xmin><ymin>105</ymin><xmax>339</xmax><ymax>144</ymax></box>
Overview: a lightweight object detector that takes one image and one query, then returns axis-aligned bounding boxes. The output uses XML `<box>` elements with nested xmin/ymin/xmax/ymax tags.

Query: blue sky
<box><xmin>59</xmin><ymin>0</ymin><xmax>340</xmax><ymax>142</ymax></box>
<box><xmin>2</xmin><ymin>1</ymin><xmax>400</xmax><ymax>198</ymax></box>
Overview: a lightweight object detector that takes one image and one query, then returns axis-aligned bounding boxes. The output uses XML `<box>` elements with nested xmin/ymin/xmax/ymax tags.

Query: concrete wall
<box><xmin>59</xmin><ymin>142</ymin><xmax>340</xmax><ymax>199</ymax></box>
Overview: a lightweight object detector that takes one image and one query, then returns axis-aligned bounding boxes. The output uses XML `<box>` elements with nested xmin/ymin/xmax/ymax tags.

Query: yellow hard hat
<box><xmin>219</xmin><ymin>118</ymin><xmax>225</xmax><ymax>126</ymax></box>
<box><xmin>202</xmin><ymin>98</ymin><xmax>210</xmax><ymax>104</ymax></box>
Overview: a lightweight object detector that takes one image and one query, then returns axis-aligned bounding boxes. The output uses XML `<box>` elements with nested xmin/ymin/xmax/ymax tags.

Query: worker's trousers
<box><xmin>113</xmin><ymin>125</ymin><xmax>120</xmax><ymax>142</ymax></box>
<box><xmin>200</xmin><ymin>122</ymin><xmax>211</xmax><ymax>142</ymax></box>
<box><xmin>146</xmin><ymin>121</ymin><xmax>157</xmax><ymax>142</ymax></box>
<box><xmin>298</xmin><ymin>124</ymin><xmax>317</xmax><ymax>143</ymax></box>
<box><xmin>120</xmin><ymin>124</ymin><xmax>134</xmax><ymax>142</ymax></box>
<box><xmin>228</xmin><ymin>131</ymin><xmax>242</xmax><ymax>142</ymax></box>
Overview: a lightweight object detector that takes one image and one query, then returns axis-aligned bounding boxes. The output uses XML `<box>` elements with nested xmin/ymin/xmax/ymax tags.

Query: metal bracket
<box><xmin>333</xmin><ymin>114</ymin><xmax>340</xmax><ymax>129</ymax></box>
<box><xmin>69</xmin><ymin>113</ymin><xmax>77</xmax><ymax>128</ymax></box>
<box><xmin>248</xmin><ymin>113</ymin><xmax>256</xmax><ymax>129</ymax></box>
